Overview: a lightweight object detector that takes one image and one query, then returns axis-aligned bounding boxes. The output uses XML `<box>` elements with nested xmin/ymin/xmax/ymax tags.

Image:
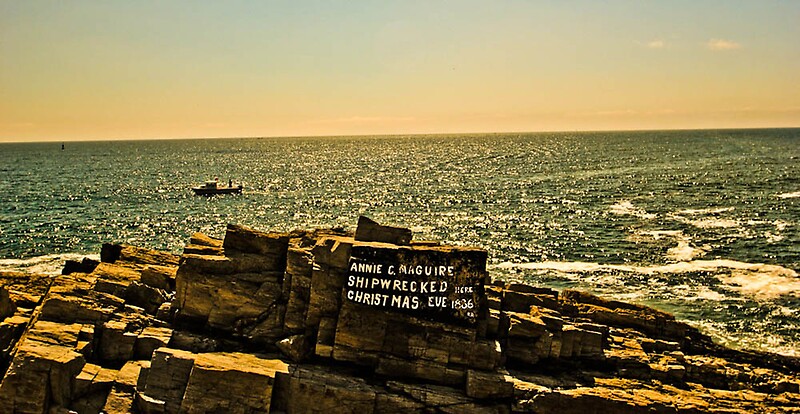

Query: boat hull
<box><xmin>192</xmin><ymin>185</ymin><xmax>243</xmax><ymax>196</ymax></box>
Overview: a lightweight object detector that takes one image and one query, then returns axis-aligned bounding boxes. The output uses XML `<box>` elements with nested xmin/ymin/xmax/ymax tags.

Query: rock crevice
<box><xmin>0</xmin><ymin>217</ymin><xmax>797</xmax><ymax>413</ymax></box>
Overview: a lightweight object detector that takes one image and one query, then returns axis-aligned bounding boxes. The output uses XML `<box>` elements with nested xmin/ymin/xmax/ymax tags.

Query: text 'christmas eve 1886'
<box><xmin>344</xmin><ymin>247</ymin><xmax>484</xmax><ymax>325</ymax></box>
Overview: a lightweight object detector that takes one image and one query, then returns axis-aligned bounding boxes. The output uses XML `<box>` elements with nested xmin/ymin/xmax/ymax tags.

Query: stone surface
<box><xmin>0</xmin><ymin>220</ymin><xmax>798</xmax><ymax>413</ymax></box>
<box><xmin>0</xmin><ymin>286</ymin><xmax>15</xmax><ymax>321</ymax></box>
<box><xmin>61</xmin><ymin>257</ymin><xmax>100</xmax><ymax>275</ymax></box>
<box><xmin>354</xmin><ymin>216</ymin><xmax>413</xmax><ymax>245</ymax></box>
<box><xmin>181</xmin><ymin>352</ymin><xmax>289</xmax><ymax>413</ymax></box>
<box><xmin>0</xmin><ymin>339</ymin><xmax>86</xmax><ymax>412</ymax></box>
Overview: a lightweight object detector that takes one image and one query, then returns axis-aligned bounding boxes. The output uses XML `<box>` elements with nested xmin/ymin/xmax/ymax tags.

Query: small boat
<box><xmin>192</xmin><ymin>180</ymin><xmax>243</xmax><ymax>196</ymax></box>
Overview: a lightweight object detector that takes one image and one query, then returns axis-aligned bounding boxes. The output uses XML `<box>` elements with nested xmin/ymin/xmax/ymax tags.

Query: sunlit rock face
<box><xmin>0</xmin><ymin>217</ymin><xmax>798</xmax><ymax>413</ymax></box>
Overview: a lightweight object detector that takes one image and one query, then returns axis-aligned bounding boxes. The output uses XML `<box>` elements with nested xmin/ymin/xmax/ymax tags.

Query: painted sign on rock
<box><xmin>344</xmin><ymin>244</ymin><xmax>487</xmax><ymax>325</ymax></box>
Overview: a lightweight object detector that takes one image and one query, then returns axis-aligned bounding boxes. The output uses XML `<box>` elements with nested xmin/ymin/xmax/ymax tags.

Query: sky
<box><xmin>1</xmin><ymin>1</ymin><xmax>799</xmax><ymax>142</ymax></box>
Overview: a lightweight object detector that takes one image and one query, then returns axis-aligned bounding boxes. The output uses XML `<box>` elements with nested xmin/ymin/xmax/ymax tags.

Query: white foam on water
<box><xmin>492</xmin><ymin>259</ymin><xmax>800</xmax><ymax>300</ymax></box>
<box><xmin>609</xmin><ymin>200</ymin><xmax>657</xmax><ymax>220</ymax></box>
<box><xmin>0</xmin><ymin>253</ymin><xmax>99</xmax><ymax>276</ymax></box>
<box><xmin>677</xmin><ymin>207</ymin><xmax>736</xmax><ymax>215</ymax></box>
<box><xmin>777</xmin><ymin>191</ymin><xmax>800</xmax><ymax>199</ymax></box>
<box><xmin>764</xmin><ymin>232</ymin><xmax>785</xmax><ymax>243</ymax></box>
<box><xmin>717</xmin><ymin>269</ymin><xmax>800</xmax><ymax>300</ymax></box>
<box><xmin>669</xmin><ymin>284</ymin><xmax>730</xmax><ymax>302</ymax></box>
<box><xmin>691</xmin><ymin>319</ymin><xmax>799</xmax><ymax>357</ymax></box>
<box><xmin>774</xmin><ymin>220</ymin><xmax>789</xmax><ymax>231</ymax></box>
<box><xmin>629</xmin><ymin>230</ymin><xmax>710</xmax><ymax>261</ymax></box>
<box><xmin>667</xmin><ymin>205</ymin><xmax>745</xmax><ymax>230</ymax></box>
<box><xmin>671</xmin><ymin>215</ymin><xmax>741</xmax><ymax>229</ymax></box>
<box><xmin>666</xmin><ymin>240</ymin><xmax>711</xmax><ymax>261</ymax></box>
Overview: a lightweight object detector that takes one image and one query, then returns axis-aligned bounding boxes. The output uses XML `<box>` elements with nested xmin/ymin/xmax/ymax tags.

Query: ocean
<box><xmin>1</xmin><ymin>129</ymin><xmax>798</xmax><ymax>355</ymax></box>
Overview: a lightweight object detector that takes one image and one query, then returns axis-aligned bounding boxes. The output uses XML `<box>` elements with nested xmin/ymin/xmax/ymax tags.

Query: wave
<box><xmin>492</xmin><ymin>259</ymin><xmax>800</xmax><ymax>300</ymax></box>
<box><xmin>677</xmin><ymin>207</ymin><xmax>736</xmax><ymax>215</ymax></box>
<box><xmin>629</xmin><ymin>230</ymin><xmax>710</xmax><ymax>261</ymax></box>
<box><xmin>609</xmin><ymin>200</ymin><xmax>657</xmax><ymax>219</ymax></box>
<box><xmin>777</xmin><ymin>191</ymin><xmax>800</xmax><ymax>199</ymax></box>
<box><xmin>0</xmin><ymin>253</ymin><xmax>99</xmax><ymax>276</ymax></box>
<box><xmin>692</xmin><ymin>319</ymin><xmax>799</xmax><ymax>358</ymax></box>
<box><xmin>670</xmin><ymin>215</ymin><xmax>741</xmax><ymax>229</ymax></box>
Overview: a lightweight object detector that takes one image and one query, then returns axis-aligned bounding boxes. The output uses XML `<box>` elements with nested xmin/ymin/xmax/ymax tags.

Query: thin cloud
<box><xmin>706</xmin><ymin>38</ymin><xmax>741</xmax><ymax>51</ymax></box>
<box><xmin>636</xmin><ymin>39</ymin><xmax>667</xmax><ymax>49</ymax></box>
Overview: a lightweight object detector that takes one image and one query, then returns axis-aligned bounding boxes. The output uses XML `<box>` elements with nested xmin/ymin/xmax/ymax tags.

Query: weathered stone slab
<box><xmin>140</xmin><ymin>348</ymin><xmax>196</xmax><ymax>414</ymax></box>
<box><xmin>62</xmin><ymin>257</ymin><xmax>100</xmax><ymax>275</ymax></box>
<box><xmin>354</xmin><ymin>216</ymin><xmax>413</xmax><ymax>245</ymax></box>
<box><xmin>126</xmin><ymin>281</ymin><xmax>169</xmax><ymax>314</ymax></box>
<box><xmin>98</xmin><ymin>320</ymin><xmax>138</xmax><ymax>363</ymax></box>
<box><xmin>283</xmin><ymin>248</ymin><xmax>314</xmax><ymax>334</ymax></box>
<box><xmin>141</xmin><ymin>265</ymin><xmax>177</xmax><ymax>290</ymax></box>
<box><xmin>282</xmin><ymin>366</ymin><xmax>378</xmax><ymax>414</ymax></box>
<box><xmin>466</xmin><ymin>369</ymin><xmax>515</xmax><ymax>399</ymax></box>
<box><xmin>180</xmin><ymin>352</ymin><xmax>289</xmax><ymax>413</ymax></box>
<box><xmin>343</xmin><ymin>243</ymin><xmax>488</xmax><ymax>326</ymax></box>
<box><xmin>102</xmin><ymin>243</ymin><xmax>180</xmax><ymax>267</ymax></box>
<box><xmin>223</xmin><ymin>224</ymin><xmax>289</xmax><ymax>258</ymax></box>
<box><xmin>40</xmin><ymin>274</ymin><xmax>120</xmax><ymax>324</ymax></box>
<box><xmin>135</xmin><ymin>326</ymin><xmax>173</xmax><ymax>360</ymax></box>
<box><xmin>0</xmin><ymin>340</ymin><xmax>86</xmax><ymax>412</ymax></box>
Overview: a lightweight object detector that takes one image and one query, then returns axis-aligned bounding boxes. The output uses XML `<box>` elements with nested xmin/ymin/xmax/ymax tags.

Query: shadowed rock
<box><xmin>354</xmin><ymin>216</ymin><xmax>413</xmax><ymax>245</ymax></box>
<box><xmin>0</xmin><ymin>219</ymin><xmax>797</xmax><ymax>413</ymax></box>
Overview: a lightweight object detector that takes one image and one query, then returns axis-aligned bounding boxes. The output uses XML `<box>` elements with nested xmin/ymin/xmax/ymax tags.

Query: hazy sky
<box><xmin>1</xmin><ymin>1</ymin><xmax>798</xmax><ymax>142</ymax></box>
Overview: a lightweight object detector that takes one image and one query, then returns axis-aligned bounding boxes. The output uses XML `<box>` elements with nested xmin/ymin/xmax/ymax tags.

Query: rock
<box><xmin>98</xmin><ymin>320</ymin><xmax>138</xmax><ymax>363</ymax></box>
<box><xmin>0</xmin><ymin>286</ymin><xmax>15</xmax><ymax>321</ymax></box>
<box><xmin>119</xmin><ymin>245</ymin><xmax>180</xmax><ymax>267</ymax></box>
<box><xmin>37</xmin><ymin>272</ymin><xmax>133</xmax><ymax>326</ymax></box>
<box><xmin>282</xmin><ymin>248</ymin><xmax>314</xmax><ymax>334</ymax></box>
<box><xmin>116</xmin><ymin>360</ymin><xmax>149</xmax><ymax>391</ymax></box>
<box><xmin>506</xmin><ymin>311</ymin><xmax>549</xmax><ymax>339</ymax></box>
<box><xmin>282</xmin><ymin>366</ymin><xmax>379</xmax><ymax>414</ymax></box>
<box><xmin>354</xmin><ymin>216</ymin><xmax>413</xmax><ymax>245</ymax></box>
<box><xmin>222</xmin><ymin>224</ymin><xmax>289</xmax><ymax>258</ymax></box>
<box><xmin>141</xmin><ymin>265</ymin><xmax>177</xmax><ymax>291</ymax></box>
<box><xmin>137</xmin><ymin>348</ymin><xmax>290</xmax><ymax>414</ymax></box>
<box><xmin>0</xmin><ymin>340</ymin><xmax>86</xmax><ymax>412</ymax></box>
<box><xmin>175</xmin><ymin>252</ymin><xmax>284</xmax><ymax>339</ymax></box>
<box><xmin>180</xmin><ymin>352</ymin><xmax>289</xmax><ymax>413</ymax></box>
<box><xmin>61</xmin><ymin>257</ymin><xmax>100</xmax><ymax>275</ymax></box>
<box><xmin>276</xmin><ymin>334</ymin><xmax>310</xmax><ymax>362</ymax></box>
<box><xmin>0</xmin><ymin>315</ymin><xmax>28</xmax><ymax>355</ymax></box>
<box><xmin>560</xmin><ymin>289</ymin><xmax>693</xmax><ymax>341</ymax></box>
<box><xmin>102</xmin><ymin>385</ymin><xmax>137</xmax><ymax>413</ymax></box>
<box><xmin>560</xmin><ymin>324</ymin><xmax>604</xmax><ymax>359</ymax></box>
<box><xmin>139</xmin><ymin>348</ymin><xmax>196</xmax><ymax>413</ymax></box>
<box><xmin>136</xmin><ymin>391</ymin><xmax>167</xmax><ymax>413</ymax></box>
<box><xmin>102</xmin><ymin>243</ymin><xmax>179</xmax><ymax>267</ymax></box>
<box><xmin>101</xmin><ymin>243</ymin><xmax>124</xmax><ymax>263</ymax></box>
<box><xmin>466</xmin><ymin>369</ymin><xmax>516</xmax><ymax>399</ymax></box>
<box><xmin>183</xmin><ymin>232</ymin><xmax>224</xmax><ymax>256</ymax></box>
<box><xmin>502</xmin><ymin>289</ymin><xmax>559</xmax><ymax>313</ymax></box>
<box><xmin>386</xmin><ymin>381</ymin><xmax>507</xmax><ymax>413</ymax></box>
<box><xmin>0</xmin><ymin>271</ymin><xmax>52</xmax><ymax>308</ymax></box>
<box><xmin>134</xmin><ymin>326</ymin><xmax>173</xmax><ymax>360</ymax></box>
<box><xmin>169</xmin><ymin>330</ymin><xmax>218</xmax><ymax>353</ymax></box>
<box><xmin>71</xmin><ymin>363</ymin><xmax>117</xmax><ymax>412</ymax></box>
<box><xmin>190</xmin><ymin>232</ymin><xmax>223</xmax><ymax>248</ymax></box>
<box><xmin>125</xmin><ymin>281</ymin><xmax>169</xmax><ymax>315</ymax></box>
<box><xmin>3</xmin><ymin>220</ymin><xmax>799</xmax><ymax>414</ymax></box>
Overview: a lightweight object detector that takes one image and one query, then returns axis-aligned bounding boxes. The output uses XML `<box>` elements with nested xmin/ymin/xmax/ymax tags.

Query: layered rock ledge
<box><xmin>0</xmin><ymin>217</ymin><xmax>797</xmax><ymax>413</ymax></box>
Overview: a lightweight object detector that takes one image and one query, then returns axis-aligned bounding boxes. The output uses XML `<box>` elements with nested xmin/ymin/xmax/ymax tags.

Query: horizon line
<box><xmin>2</xmin><ymin>125</ymin><xmax>799</xmax><ymax>144</ymax></box>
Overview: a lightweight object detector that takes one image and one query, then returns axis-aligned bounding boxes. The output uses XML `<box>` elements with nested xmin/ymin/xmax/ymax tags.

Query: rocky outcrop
<box><xmin>0</xmin><ymin>217</ymin><xmax>797</xmax><ymax>413</ymax></box>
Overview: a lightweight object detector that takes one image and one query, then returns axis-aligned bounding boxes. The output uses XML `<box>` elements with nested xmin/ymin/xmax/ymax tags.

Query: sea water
<box><xmin>1</xmin><ymin>129</ymin><xmax>798</xmax><ymax>355</ymax></box>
